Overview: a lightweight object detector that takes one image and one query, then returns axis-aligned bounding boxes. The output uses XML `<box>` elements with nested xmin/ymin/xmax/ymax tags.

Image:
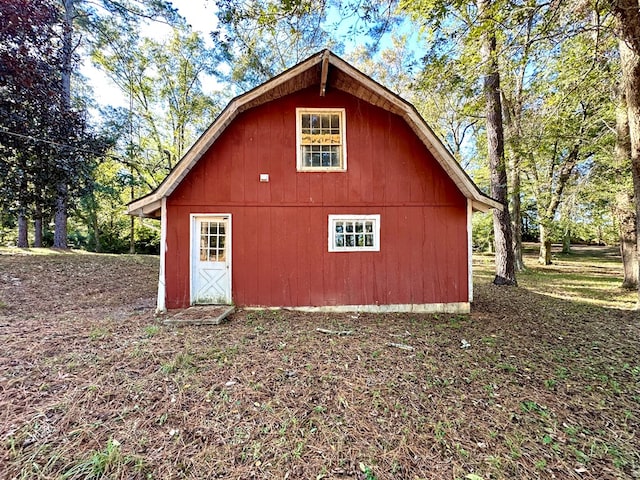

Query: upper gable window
<box><xmin>296</xmin><ymin>108</ymin><xmax>346</xmax><ymax>171</ymax></box>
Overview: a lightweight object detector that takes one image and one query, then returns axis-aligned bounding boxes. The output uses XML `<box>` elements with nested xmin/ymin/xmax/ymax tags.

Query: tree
<box><xmin>49</xmin><ymin>0</ymin><xmax>181</xmax><ymax>248</ymax></box>
<box><xmin>0</xmin><ymin>0</ymin><xmax>65</xmax><ymax>247</ymax></box>
<box><xmin>478</xmin><ymin>0</ymin><xmax>517</xmax><ymax>284</ymax></box>
<box><xmin>609</xmin><ymin>0</ymin><xmax>640</xmax><ymax>303</ymax></box>
<box><xmin>92</xmin><ymin>25</ymin><xmax>222</xmax><ymax>189</ymax></box>
<box><xmin>399</xmin><ymin>0</ymin><xmax>517</xmax><ymax>284</ymax></box>
<box><xmin>212</xmin><ymin>0</ymin><xmax>340</xmax><ymax>92</ymax></box>
<box><xmin>613</xmin><ymin>88</ymin><xmax>638</xmax><ymax>288</ymax></box>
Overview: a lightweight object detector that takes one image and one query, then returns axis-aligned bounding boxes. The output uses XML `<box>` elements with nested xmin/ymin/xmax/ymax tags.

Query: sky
<box><xmin>83</xmin><ymin>0</ymin><xmax>219</xmax><ymax>108</ymax></box>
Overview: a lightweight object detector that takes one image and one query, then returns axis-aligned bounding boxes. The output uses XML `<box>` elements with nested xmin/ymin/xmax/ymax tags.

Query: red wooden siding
<box><xmin>165</xmin><ymin>86</ymin><xmax>468</xmax><ymax>309</ymax></box>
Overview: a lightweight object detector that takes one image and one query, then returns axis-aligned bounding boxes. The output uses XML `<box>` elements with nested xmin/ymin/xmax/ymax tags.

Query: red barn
<box><xmin>128</xmin><ymin>50</ymin><xmax>500</xmax><ymax>313</ymax></box>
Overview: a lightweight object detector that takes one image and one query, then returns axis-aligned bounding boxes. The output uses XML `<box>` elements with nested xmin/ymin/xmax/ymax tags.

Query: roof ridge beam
<box><xmin>319</xmin><ymin>50</ymin><xmax>330</xmax><ymax>96</ymax></box>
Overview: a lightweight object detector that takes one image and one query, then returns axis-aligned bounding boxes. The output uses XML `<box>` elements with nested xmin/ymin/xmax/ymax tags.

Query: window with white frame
<box><xmin>328</xmin><ymin>215</ymin><xmax>380</xmax><ymax>252</ymax></box>
<box><xmin>297</xmin><ymin>108</ymin><xmax>346</xmax><ymax>170</ymax></box>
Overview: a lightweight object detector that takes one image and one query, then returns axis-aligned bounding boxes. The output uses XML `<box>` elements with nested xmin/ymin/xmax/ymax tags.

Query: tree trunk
<box><xmin>502</xmin><ymin>90</ymin><xmax>525</xmax><ymax>272</ymax></box>
<box><xmin>614</xmin><ymin>77</ymin><xmax>638</xmax><ymax>289</ymax></box>
<box><xmin>17</xmin><ymin>207</ymin><xmax>29</xmax><ymax>248</ymax></box>
<box><xmin>53</xmin><ymin>187</ymin><xmax>68</xmax><ymax>248</ymax></box>
<box><xmin>130</xmin><ymin>216</ymin><xmax>135</xmax><ymax>254</ymax></box>
<box><xmin>54</xmin><ymin>0</ymin><xmax>74</xmax><ymax>249</ymax></box>
<box><xmin>617</xmin><ymin>33</ymin><xmax>640</xmax><ymax>304</ymax></box>
<box><xmin>509</xmin><ymin>155</ymin><xmax>525</xmax><ymax>271</ymax></box>
<box><xmin>479</xmin><ymin>0</ymin><xmax>517</xmax><ymax>286</ymax></box>
<box><xmin>129</xmin><ymin>184</ymin><xmax>135</xmax><ymax>254</ymax></box>
<box><xmin>562</xmin><ymin>227</ymin><xmax>571</xmax><ymax>254</ymax></box>
<box><xmin>92</xmin><ymin>209</ymin><xmax>102</xmax><ymax>253</ymax></box>
<box><xmin>616</xmin><ymin>191</ymin><xmax>639</xmax><ymax>289</ymax></box>
<box><xmin>33</xmin><ymin>202</ymin><xmax>43</xmax><ymax>247</ymax></box>
<box><xmin>538</xmin><ymin>223</ymin><xmax>552</xmax><ymax>265</ymax></box>
<box><xmin>612</xmin><ymin>1</ymin><xmax>640</xmax><ymax>305</ymax></box>
<box><xmin>34</xmin><ymin>218</ymin><xmax>43</xmax><ymax>248</ymax></box>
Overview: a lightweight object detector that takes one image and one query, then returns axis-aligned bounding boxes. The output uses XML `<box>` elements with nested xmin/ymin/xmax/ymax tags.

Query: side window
<box><xmin>296</xmin><ymin>108</ymin><xmax>346</xmax><ymax>171</ymax></box>
<box><xmin>328</xmin><ymin>215</ymin><xmax>380</xmax><ymax>252</ymax></box>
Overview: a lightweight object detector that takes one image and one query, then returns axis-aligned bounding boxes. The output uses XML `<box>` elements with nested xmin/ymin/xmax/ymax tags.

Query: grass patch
<box><xmin>474</xmin><ymin>243</ymin><xmax>635</xmax><ymax>309</ymax></box>
<box><xmin>61</xmin><ymin>439</ymin><xmax>146</xmax><ymax>479</ymax></box>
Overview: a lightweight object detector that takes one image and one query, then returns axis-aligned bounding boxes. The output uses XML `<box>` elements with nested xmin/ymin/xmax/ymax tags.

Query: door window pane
<box><xmin>199</xmin><ymin>220</ymin><xmax>227</xmax><ymax>262</ymax></box>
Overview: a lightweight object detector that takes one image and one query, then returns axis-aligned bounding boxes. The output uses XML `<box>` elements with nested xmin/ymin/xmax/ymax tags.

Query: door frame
<box><xmin>189</xmin><ymin>213</ymin><xmax>232</xmax><ymax>305</ymax></box>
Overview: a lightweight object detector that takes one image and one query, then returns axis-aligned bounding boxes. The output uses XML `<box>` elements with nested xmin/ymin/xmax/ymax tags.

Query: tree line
<box><xmin>1</xmin><ymin>0</ymin><xmax>639</xmax><ymax>298</ymax></box>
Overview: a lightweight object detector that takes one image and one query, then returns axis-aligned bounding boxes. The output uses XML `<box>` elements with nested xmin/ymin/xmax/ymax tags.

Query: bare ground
<box><xmin>1</xmin><ymin>248</ymin><xmax>639</xmax><ymax>479</ymax></box>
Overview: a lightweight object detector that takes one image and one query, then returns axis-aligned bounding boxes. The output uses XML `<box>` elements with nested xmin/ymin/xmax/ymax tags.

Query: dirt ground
<box><xmin>1</xmin><ymin>248</ymin><xmax>639</xmax><ymax>479</ymax></box>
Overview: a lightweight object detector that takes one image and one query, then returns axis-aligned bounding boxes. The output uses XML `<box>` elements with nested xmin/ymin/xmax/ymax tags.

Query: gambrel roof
<box><xmin>128</xmin><ymin>49</ymin><xmax>501</xmax><ymax>218</ymax></box>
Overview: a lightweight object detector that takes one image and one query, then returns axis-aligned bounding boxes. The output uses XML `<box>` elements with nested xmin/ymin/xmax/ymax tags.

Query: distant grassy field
<box><xmin>474</xmin><ymin>243</ymin><xmax>636</xmax><ymax>310</ymax></box>
<box><xmin>1</xmin><ymin>245</ymin><xmax>638</xmax><ymax>479</ymax></box>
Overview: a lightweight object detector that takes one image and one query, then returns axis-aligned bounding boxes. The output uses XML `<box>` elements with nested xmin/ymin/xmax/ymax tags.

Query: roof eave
<box><xmin>127</xmin><ymin>196</ymin><xmax>162</xmax><ymax>219</ymax></box>
<box><xmin>472</xmin><ymin>197</ymin><xmax>503</xmax><ymax>213</ymax></box>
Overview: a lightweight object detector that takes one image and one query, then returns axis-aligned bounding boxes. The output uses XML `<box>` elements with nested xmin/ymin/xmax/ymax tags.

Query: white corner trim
<box><xmin>467</xmin><ymin>199</ymin><xmax>474</xmax><ymax>303</ymax></box>
<box><xmin>156</xmin><ymin>197</ymin><xmax>167</xmax><ymax>313</ymax></box>
<box><xmin>245</xmin><ymin>302</ymin><xmax>470</xmax><ymax>314</ymax></box>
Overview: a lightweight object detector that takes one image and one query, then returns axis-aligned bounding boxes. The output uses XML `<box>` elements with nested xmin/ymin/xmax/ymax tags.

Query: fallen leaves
<box><xmin>0</xmin><ymin>249</ymin><xmax>639</xmax><ymax>480</ymax></box>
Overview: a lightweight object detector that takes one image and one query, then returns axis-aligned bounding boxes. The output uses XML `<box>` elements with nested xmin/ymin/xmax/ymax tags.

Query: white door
<box><xmin>191</xmin><ymin>215</ymin><xmax>231</xmax><ymax>305</ymax></box>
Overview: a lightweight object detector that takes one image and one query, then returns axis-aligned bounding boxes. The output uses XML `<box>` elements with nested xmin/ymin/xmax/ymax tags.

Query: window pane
<box><xmin>356</xmin><ymin>234</ymin><xmax>364</xmax><ymax>246</ymax></box>
<box><xmin>355</xmin><ymin>222</ymin><xmax>363</xmax><ymax>233</ymax></box>
<box><xmin>302</xmin><ymin>114</ymin><xmax>310</xmax><ymax>129</ymax></box>
<box><xmin>200</xmin><ymin>248</ymin><xmax>207</xmax><ymax>261</ymax></box>
<box><xmin>218</xmin><ymin>223</ymin><xmax>225</xmax><ymax>235</ymax></box>
<box><xmin>335</xmin><ymin>234</ymin><xmax>344</xmax><ymax>247</ymax></box>
<box><xmin>346</xmin><ymin>234</ymin><xmax>355</xmax><ymax>247</ymax></box>
<box><xmin>346</xmin><ymin>222</ymin><xmax>353</xmax><ymax>233</ymax></box>
<box><xmin>209</xmin><ymin>236</ymin><xmax>218</xmax><ymax>249</ymax></box>
<box><xmin>335</xmin><ymin>222</ymin><xmax>344</xmax><ymax>233</ymax></box>
<box><xmin>331</xmin><ymin>114</ymin><xmax>339</xmax><ymax>128</ymax></box>
<box><xmin>365</xmin><ymin>234</ymin><xmax>374</xmax><ymax>246</ymax></box>
<box><xmin>321</xmin><ymin>115</ymin><xmax>329</xmax><ymax>128</ymax></box>
<box><xmin>332</xmin><ymin>146</ymin><xmax>340</xmax><ymax>166</ymax></box>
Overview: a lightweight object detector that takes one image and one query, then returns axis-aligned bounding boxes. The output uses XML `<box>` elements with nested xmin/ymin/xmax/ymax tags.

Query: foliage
<box><xmin>92</xmin><ymin>24</ymin><xmax>221</xmax><ymax>189</ymax></box>
<box><xmin>212</xmin><ymin>0</ymin><xmax>339</xmax><ymax>92</ymax></box>
<box><xmin>0</xmin><ymin>0</ymin><xmax>66</xmax><ymax>238</ymax></box>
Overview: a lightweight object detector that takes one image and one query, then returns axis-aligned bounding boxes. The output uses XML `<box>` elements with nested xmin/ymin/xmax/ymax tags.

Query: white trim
<box><xmin>296</xmin><ymin>108</ymin><xmax>347</xmax><ymax>171</ymax></box>
<box><xmin>156</xmin><ymin>197</ymin><xmax>167</xmax><ymax>313</ymax></box>
<box><xmin>328</xmin><ymin>214</ymin><xmax>380</xmax><ymax>252</ymax></box>
<box><xmin>189</xmin><ymin>213</ymin><xmax>233</xmax><ymax>305</ymax></box>
<box><xmin>467</xmin><ymin>199</ymin><xmax>473</xmax><ymax>303</ymax></box>
<box><xmin>245</xmin><ymin>302</ymin><xmax>470</xmax><ymax>314</ymax></box>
